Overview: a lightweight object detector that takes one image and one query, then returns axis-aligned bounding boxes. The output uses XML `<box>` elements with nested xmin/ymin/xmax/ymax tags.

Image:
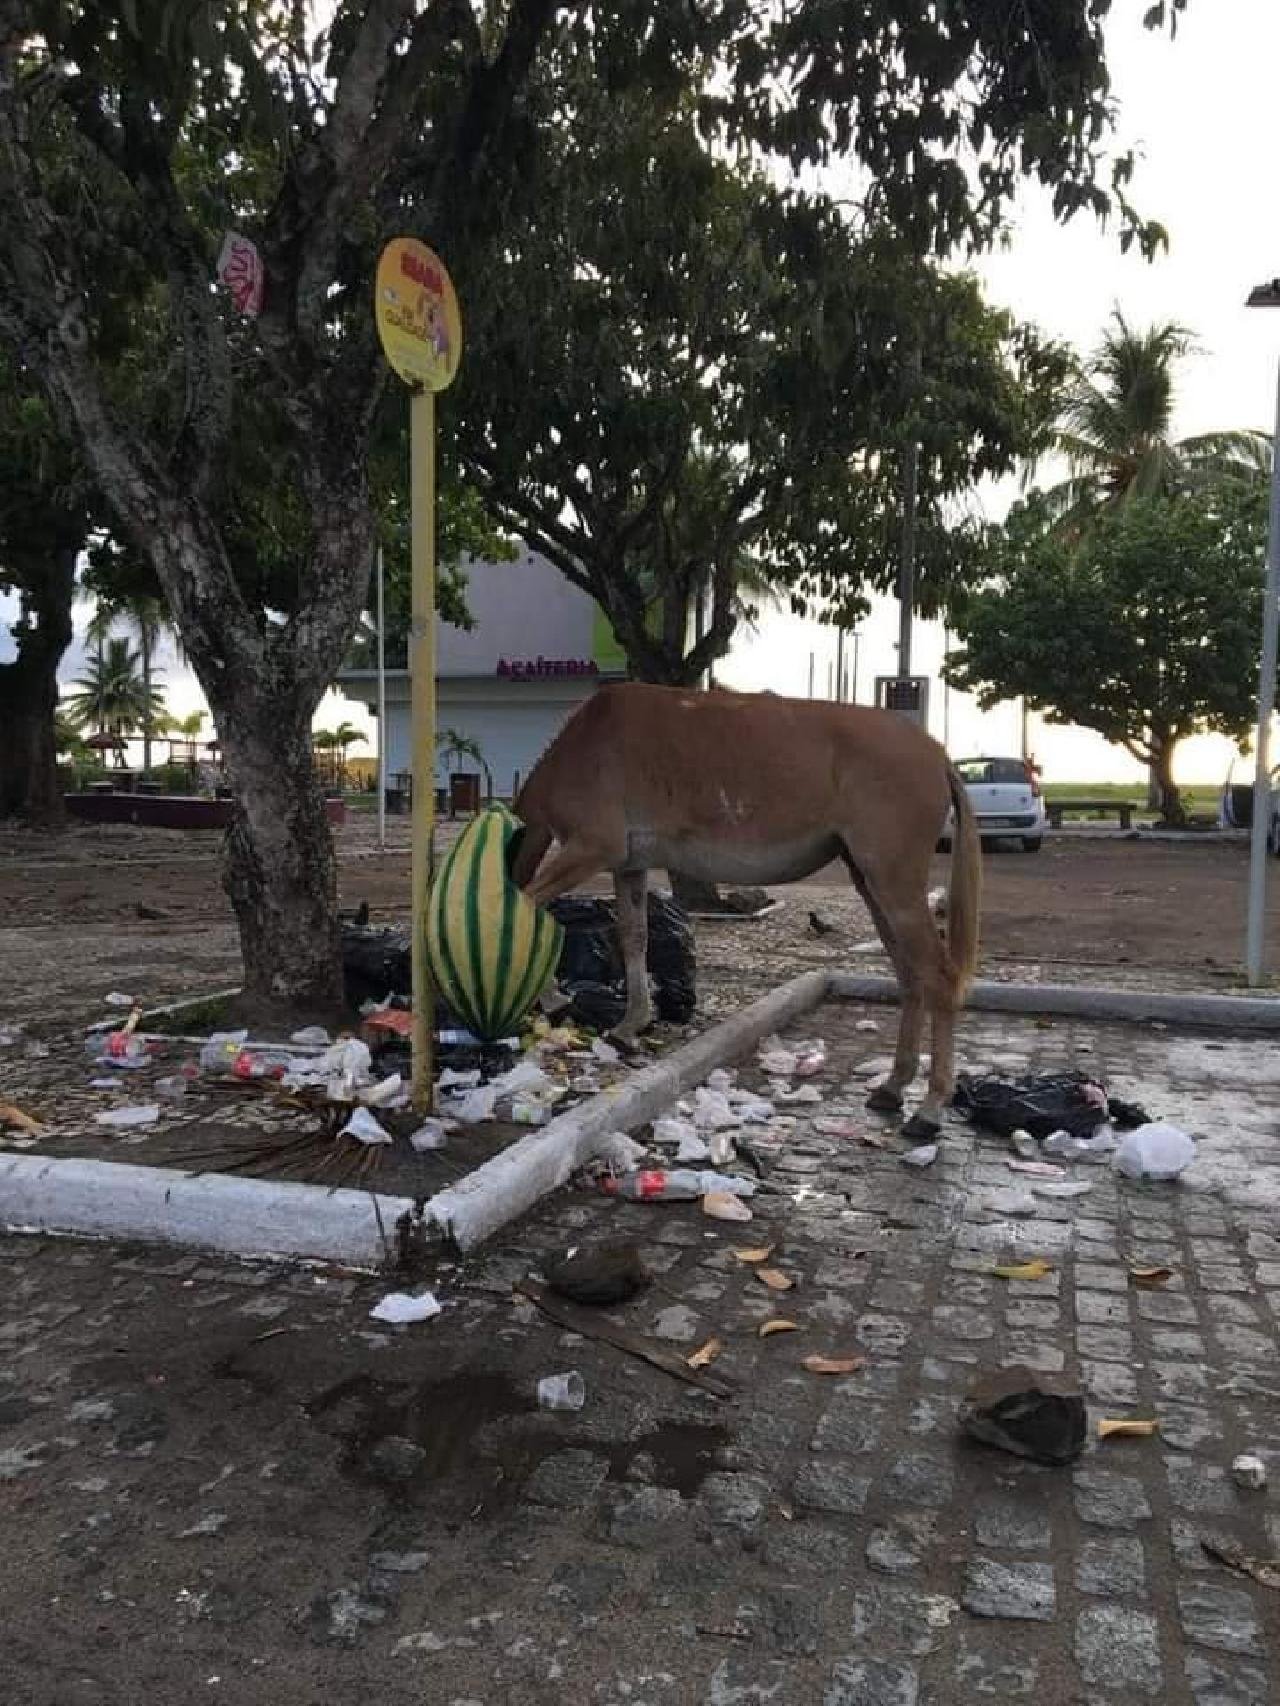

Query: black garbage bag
<box><xmin>953</xmin><ymin>1070</ymin><xmax>1150</xmax><ymax>1140</ymax></box>
<box><xmin>341</xmin><ymin>923</ymin><xmax>411</xmax><ymax>1012</ymax></box>
<box><xmin>547</xmin><ymin>890</ymin><xmax>696</xmax><ymax>1026</ymax></box>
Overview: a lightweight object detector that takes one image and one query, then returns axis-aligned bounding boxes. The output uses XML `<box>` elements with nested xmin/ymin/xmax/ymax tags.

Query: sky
<box><xmin>725</xmin><ymin>0</ymin><xmax>1280</xmax><ymax>782</ymax></box>
<box><xmin>7</xmin><ymin>0</ymin><xmax>1279</xmax><ymax>784</ymax></box>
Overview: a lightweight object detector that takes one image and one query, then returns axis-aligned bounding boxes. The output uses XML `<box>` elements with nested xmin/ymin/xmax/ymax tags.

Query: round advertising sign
<box><xmin>375</xmin><ymin>238</ymin><xmax>462</xmax><ymax>391</ymax></box>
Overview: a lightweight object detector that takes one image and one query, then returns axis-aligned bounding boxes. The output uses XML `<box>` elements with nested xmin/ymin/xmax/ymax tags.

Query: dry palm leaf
<box><xmin>733</xmin><ymin>1245</ymin><xmax>775</xmax><ymax>1264</ymax></box>
<box><xmin>1129</xmin><ymin>1266</ymin><xmax>1173</xmax><ymax>1289</ymax></box>
<box><xmin>755</xmin><ymin>1268</ymin><xmax>794</xmax><ymax>1292</ymax></box>
<box><xmin>687</xmin><ymin>1337</ymin><xmax>722</xmax><ymax>1369</ymax></box>
<box><xmin>1201</xmin><ymin>1537</ymin><xmax>1280</xmax><ymax>1590</ymax></box>
<box><xmin>1098</xmin><ymin>1417</ymin><xmax>1160</xmax><ymax>1440</ymax></box>
<box><xmin>992</xmin><ymin>1258</ymin><xmax>1054</xmax><ymax>1281</ymax></box>
<box><xmin>802</xmin><ymin>1355</ymin><xmax>864</xmax><ymax>1376</ymax></box>
<box><xmin>758</xmin><ymin>1319</ymin><xmax>801</xmax><ymax>1338</ymax></box>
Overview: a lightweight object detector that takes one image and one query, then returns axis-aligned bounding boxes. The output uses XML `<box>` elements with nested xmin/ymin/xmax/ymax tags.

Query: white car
<box><xmin>951</xmin><ymin>756</ymin><xmax>1048</xmax><ymax>853</ymax></box>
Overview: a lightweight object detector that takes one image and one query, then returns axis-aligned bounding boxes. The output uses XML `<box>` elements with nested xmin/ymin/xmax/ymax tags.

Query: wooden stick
<box><xmin>516</xmin><ymin>1278</ymin><xmax>735</xmax><ymax>1399</ymax></box>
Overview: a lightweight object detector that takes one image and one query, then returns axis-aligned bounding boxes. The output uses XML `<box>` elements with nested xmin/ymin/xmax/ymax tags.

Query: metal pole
<box><xmin>898</xmin><ymin>345</ymin><xmax>923</xmax><ymax>679</ymax></box>
<box><xmin>410</xmin><ymin>389</ymin><xmax>437</xmax><ymax>1105</ymax></box>
<box><xmin>376</xmin><ymin>544</ymin><xmax>387</xmax><ymax>854</ymax></box>
<box><xmin>942</xmin><ymin>626</ymin><xmax>951</xmax><ymax>751</ymax></box>
<box><xmin>1245</xmin><ymin>359</ymin><xmax>1280</xmax><ymax>985</ymax></box>
<box><xmin>807</xmin><ymin>651</ymin><xmax>814</xmax><ymax>698</ymax></box>
<box><xmin>851</xmin><ymin>632</ymin><xmax>860</xmax><ymax>704</ymax></box>
<box><xmin>835</xmin><ymin>628</ymin><xmax>845</xmax><ymax>703</ymax></box>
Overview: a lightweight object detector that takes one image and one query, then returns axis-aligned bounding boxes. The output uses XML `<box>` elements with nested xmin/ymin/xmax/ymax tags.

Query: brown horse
<box><xmin>512</xmin><ymin>683</ymin><xmax>980</xmax><ymax>1137</ymax></box>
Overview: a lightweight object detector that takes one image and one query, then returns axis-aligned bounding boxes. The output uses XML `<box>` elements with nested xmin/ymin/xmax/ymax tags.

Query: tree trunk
<box><xmin>216</xmin><ymin>691</ymin><xmax>344</xmax><ymax>1016</ymax></box>
<box><xmin>141</xmin><ymin>629</ymin><xmax>153</xmax><ymax>779</ymax></box>
<box><xmin>0</xmin><ymin>544</ymin><xmax>77</xmax><ymax>826</ymax></box>
<box><xmin>1152</xmin><ymin>738</ymin><xmax>1184</xmax><ymax>826</ymax></box>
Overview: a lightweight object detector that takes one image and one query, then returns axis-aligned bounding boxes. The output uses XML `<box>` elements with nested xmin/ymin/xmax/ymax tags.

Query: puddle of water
<box><xmin>305</xmin><ymin>1368</ymin><xmax>729</xmax><ymax>1513</ymax></box>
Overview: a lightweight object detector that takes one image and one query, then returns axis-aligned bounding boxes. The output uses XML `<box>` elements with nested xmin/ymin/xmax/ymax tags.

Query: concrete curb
<box><xmin>421</xmin><ymin>970</ymin><xmax>829</xmax><ymax>1251</ymax></box>
<box><xmin>828</xmin><ymin>973</ymin><xmax>1280</xmax><ymax>1031</ymax></box>
<box><xmin>0</xmin><ymin>1154</ymin><xmax>414</xmax><ymax>1268</ymax></box>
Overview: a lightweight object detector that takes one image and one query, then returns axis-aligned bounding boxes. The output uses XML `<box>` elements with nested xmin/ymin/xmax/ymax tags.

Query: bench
<box><xmin>1046</xmin><ymin>798</ymin><xmax>1134</xmax><ymax>830</ymax></box>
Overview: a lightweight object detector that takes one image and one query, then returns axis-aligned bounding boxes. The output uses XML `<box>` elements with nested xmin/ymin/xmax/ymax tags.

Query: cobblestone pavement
<box><xmin>4</xmin><ymin>1004</ymin><xmax>1280</xmax><ymax>1706</ymax></box>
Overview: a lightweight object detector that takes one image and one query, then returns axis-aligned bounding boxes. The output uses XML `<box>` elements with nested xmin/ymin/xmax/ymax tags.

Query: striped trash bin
<box><xmin>425</xmin><ymin>805</ymin><xmax>564</xmax><ymax>1041</ymax></box>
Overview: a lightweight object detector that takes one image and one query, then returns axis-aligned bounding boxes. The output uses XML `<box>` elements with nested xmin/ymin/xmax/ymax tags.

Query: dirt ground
<box><xmin>1</xmin><ymin>818</ymin><xmax>1277</xmax><ymax>1042</ymax></box>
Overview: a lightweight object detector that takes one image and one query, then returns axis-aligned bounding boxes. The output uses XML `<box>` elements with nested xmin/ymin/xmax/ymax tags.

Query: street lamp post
<box><xmin>1245</xmin><ymin>279</ymin><xmax>1280</xmax><ymax>986</ymax></box>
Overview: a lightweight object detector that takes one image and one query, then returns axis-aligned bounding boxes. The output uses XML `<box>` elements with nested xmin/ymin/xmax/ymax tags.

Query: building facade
<box><xmin>336</xmin><ymin>548</ymin><xmax>627</xmax><ymax>800</ymax></box>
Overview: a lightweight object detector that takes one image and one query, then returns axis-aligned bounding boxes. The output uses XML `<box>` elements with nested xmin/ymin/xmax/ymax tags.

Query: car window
<box><xmin>955</xmin><ymin>760</ymin><xmax>991</xmax><ymax>784</ymax></box>
<box><xmin>989</xmin><ymin>759</ymin><xmax>1027</xmax><ymax>784</ymax></box>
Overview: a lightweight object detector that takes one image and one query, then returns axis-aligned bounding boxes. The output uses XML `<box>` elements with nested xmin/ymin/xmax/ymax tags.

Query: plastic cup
<box><xmin>536</xmin><ymin>1370</ymin><xmax>585</xmax><ymax>1412</ymax></box>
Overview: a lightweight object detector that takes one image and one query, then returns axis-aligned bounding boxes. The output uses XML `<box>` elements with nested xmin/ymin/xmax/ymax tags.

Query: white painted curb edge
<box><xmin>0</xmin><ymin>1154</ymin><xmax>414</xmax><ymax>1269</ymax></box>
<box><xmin>422</xmin><ymin>969</ymin><xmax>829</xmax><ymax>1252</ymax></box>
<box><xmin>829</xmin><ymin>973</ymin><xmax>1280</xmax><ymax>1031</ymax></box>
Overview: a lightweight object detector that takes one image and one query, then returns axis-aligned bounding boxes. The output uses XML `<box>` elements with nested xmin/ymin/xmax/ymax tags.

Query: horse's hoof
<box><xmin>902</xmin><ymin>1113</ymin><xmax>941</xmax><ymax>1142</ymax></box>
<box><xmin>866</xmin><ymin>1084</ymin><xmax>904</xmax><ymax>1114</ymax></box>
<box><xmin>606</xmin><ymin>1029</ymin><xmax>645</xmax><ymax>1059</ymax></box>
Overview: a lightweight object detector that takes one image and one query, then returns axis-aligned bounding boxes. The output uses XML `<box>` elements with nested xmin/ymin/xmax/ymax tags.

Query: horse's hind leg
<box><xmin>843</xmin><ymin>858</ymin><xmax>923</xmax><ymax>1117</ymax></box>
<box><xmin>612</xmin><ymin>867</ymin><xmax>653</xmax><ymax>1044</ymax></box>
<box><xmin>878</xmin><ymin>895</ymin><xmax>956</xmax><ymax>1139</ymax></box>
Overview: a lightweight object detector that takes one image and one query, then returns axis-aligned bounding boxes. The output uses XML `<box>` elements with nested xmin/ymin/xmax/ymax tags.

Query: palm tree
<box><xmin>83</xmin><ymin>591</ymin><xmax>178</xmax><ymax>776</ymax></box>
<box><xmin>313</xmin><ymin>722</ymin><xmax>366</xmax><ymax>789</ymax></box>
<box><xmin>63</xmin><ymin>636</ymin><xmax>165</xmax><ymax>746</ymax></box>
<box><xmin>1044</xmin><ymin>310</ymin><xmax>1269</xmax><ymax>532</ymax></box>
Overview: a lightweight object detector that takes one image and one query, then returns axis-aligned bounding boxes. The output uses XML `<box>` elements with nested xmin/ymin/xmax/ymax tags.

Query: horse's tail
<box><xmin>945</xmin><ymin>763</ymin><xmax>981</xmax><ymax>998</ymax></box>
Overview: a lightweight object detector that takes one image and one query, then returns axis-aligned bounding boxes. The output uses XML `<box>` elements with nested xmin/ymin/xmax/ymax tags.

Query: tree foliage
<box><xmin>456</xmin><ymin>67</ymin><xmax>1070</xmax><ymax>681</ymax></box>
<box><xmin>946</xmin><ymin>484</ymin><xmax>1272</xmax><ymax>822</ymax></box>
<box><xmin>1042</xmin><ymin>310</ymin><xmax>1271</xmax><ymax>532</ymax></box>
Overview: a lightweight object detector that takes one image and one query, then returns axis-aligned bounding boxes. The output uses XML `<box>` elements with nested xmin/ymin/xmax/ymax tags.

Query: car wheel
<box><xmin>1021</xmin><ymin>837</ymin><xmax>1043</xmax><ymax>854</ymax></box>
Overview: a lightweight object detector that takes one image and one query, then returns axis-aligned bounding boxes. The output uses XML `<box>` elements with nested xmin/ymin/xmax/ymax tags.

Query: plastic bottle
<box><xmin>86</xmin><ymin>1031</ymin><xmax>149</xmax><ymax>1069</ymax></box>
<box><xmin>601</xmin><ymin>1169</ymin><xmax>756</xmax><ymax>1201</ymax></box>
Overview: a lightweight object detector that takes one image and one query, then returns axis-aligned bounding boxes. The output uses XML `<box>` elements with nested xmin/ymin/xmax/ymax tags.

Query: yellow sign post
<box><xmin>374</xmin><ymin>238</ymin><xmax>462</xmax><ymax>1108</ymax></box>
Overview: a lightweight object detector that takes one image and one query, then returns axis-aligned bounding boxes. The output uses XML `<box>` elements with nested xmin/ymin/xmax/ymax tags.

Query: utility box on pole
<box><xmin>875</xmin><ymin>675</ymin><xmax>930</xmax><ymax>730</ymax></box>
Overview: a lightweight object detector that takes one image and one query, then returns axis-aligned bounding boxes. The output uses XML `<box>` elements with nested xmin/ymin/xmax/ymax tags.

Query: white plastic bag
<box><xmin>693</xmin><ymin>1087</ymin><xmax>740</xmax><ymax>1131</ymax></box>
<box><xmin>408</xmin><ymin>1119</ymin><xmax>448</xmax><ymax>1152</ymax></box>
<box><xmin>340</xmin><ymin>1107</ymin><xmax>393</xmax><ymax>1146</ymax></box>
<box><xmin>370</xmin><ymin>1290</ymin><xmax>441</xmax><ymax>1325</ymax></box>
<box><xmin>1114</xmin><ymin>1121</ymin><xmax>1196</xmax><ymax>1181</ymax></box>
<box><xmin>95</xmin><ymin>1104</ymin><xmax>161</xmax><ymax>1129</ymax></box>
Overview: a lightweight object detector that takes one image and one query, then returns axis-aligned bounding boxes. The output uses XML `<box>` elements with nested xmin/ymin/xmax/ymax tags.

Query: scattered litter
<box><xmin>955</xmin><ymin>1070</ymin><xmax>1149</xmax><ymax>1140</ymax></box>
<box><xmin>87</xmin><ymin>1031</ymin><xmax>150</xmax><ymax>1070</ymax></box>
<box><xmin>591</xmin><ymin>1038</ymin><xmax>621</xmax><ymax>1066</ymax></box>
<box><xmin>1098</xmin><ymin>1417</ymin><xmax>1160</xmax><ymax>1440</ymax></box>
<box><xmin>94</xmin><ymin>1104</ymin><xmax>161</xmax><ymax>1130</ymax></box>
<box><xmin>0</xmin><ymin>1100</ymin><xmax>46</xmax><ymax>1136</ymax></box>
<box><xmin>518</xmin><ymin>1277</ymin><xmax>733</xmax><ymax>1397</ymax></box>
<box><xmin>361</xmin><ymin>1073</ymin><xmax>409</xmax><ymax>1109</ymax></box>
<box><xmin>450</xmin><ymin>1085</ymin><xmax>499</xmax><ymax>1125</ymax></box>
<box><xmin>544</xmin><ymin>1244</ymin><xmax>649</xmax><ymax>1306</ymax></box>
<box><xmin>702</xmin><ymin>1192</ymin><xmax>753</xmax><ymax>1223</ymax></box>
<box><xmin>595</xmin><ymin>1133</ymin><xmax>648</xmax><ymax>1173</ymax></box>
<box><xmin>0</xmin><ymin>1024</ymin><xmax>22</xmax><ymax>1046</ymax></box>
<box><xmin>733</xmin><ymin>1245</ymin><xmax>775</xmax><ymax>1264</ymax></box>
<box><xmin>777</xmin><ymin>1085</ymin><xmax>823</xmax><ymax>1106</ymax></box>
<box><xmin>1114</xmin><ymin>1122</ymin><xmax>1196</xmax><ymax>1181</ymax></box>
<box><xmin>197</xmin><ymin>1030</ymin><xmax>250</xmax><ymax>1073</ymax></box>
<box><xmin>992</xmin><ymin>1258</ymin><xmax>1054</xmax><ymax>1281</ymax></box>
<box><xmin>601</xmin><ymin>1169</ymin><xmax>756</xmax><ymax>1202</ymax></box>
<box><xmin>89</xmin><ymin>1077</ymin><xmax>119</xmax><ymax>1090</ymax></box>
<box><xmin>849</xmin><ymin>1054</ymin><xmax>895</xmax><ymax>1080</ymax></box>
<box><xmin>755</xmin><ymin>1268</ymin><xmax>794</xmax><ymax>1292</ymax></box>
<box><xmin>758</xmin><ymin>1319</ymin><xmax>801</xmax><ymax>1338</ymax></box>
<box><xmin>1232</xmin><ymin>1453</ymin><xmax>1268</xmax><ymax>1491</ymax></box>
<box><xmin>959</xmin><ymin>1365</ymin><xmax>1087</xmax><ymax>1465</ymax></box>
<box><xmin>154</xmin><ymin>1075</ymin><xmax>190</xmax><ymax>1101</ymax></box>
<box><xmin>901</xmin><ymin>1143</ymin><xmax>938</xmax><ymax>1169</ymax></box>
<box><xmin>1200</xmin><ymin>1536</ymin><xmax>1280</xmax><ymax>1589</ymax></box>
<box><xmin>370</xmin><ymin>1290</ymin><xmax>441</xmax><ymax>1325</ymax></box>
<box><xmin>536</xmin><ymin>1370</ymin><xmax>585</xmax><ymax>1412</ymax></box>
<box><xmin>1009</xmin><ymin>1129</ymin><xmax>1038</xmax><ymax>1160</ymax></box>
<box><xmin>802</xmin><ymin>1355</ymin><xmax>864</xmax><ymax>1376</ymax></box>
<box><xmin>1129</xmin><ymin>1266</ymin><xmax>1173</xmax><ymax>1289</ymax></box>
<box><xmin>103</xmin><ymin>992</ymin><xmax>135</xmax><ymax>1007</ymax></box>
<box><xmin>1044</xmin><ymin>1126</ymin><xmax>1119</xmax><ymax>1161</ymax></box>
<box><xmin>339</xmin><ymin>1107</ymin><xmax>393</xmax><ymax>1146</ymax></box>
<box><xmin>706</xmin><ymin>1069</ymin><xmax>733</xmax><ymax>1093</ymax></box>
<box><xmin>854</xmin><ymin>1020</ymin><xmax>880</xmax><ymax>1034</ymax></box>
<box><xmin>1033</xmin><ymin>1180</ymin><xmax>1093</xmax><ymax>1200</ymax></box>
<box><xmin>1007</xmin><ymin>1159</ymin><xmax>1066</xmax><ymax>1178</ymax></box>
<box><xmin>693</xmin><ymin>1088</ymin><xmax>740</xmax><ymax>1131</ymax></box>
<box><xmin>687</xmin><ymin>1338</ymin><xmax>722</xmax><ymax>1370</ymax></box>
<box><xmin>814</xmin><ymin>1118</ymin><xmax>861</xmax><ymax>1140</ymax></box>
<box><xmin>757</xmin><ymin>1036</ymin><xmax>825</xmax><ymax>1078</ymax></box>
<box><xmin>408</xmin><ymin>1120</ymin><xmax>448</xmax><ymax>1152</ymax></box>
<box><xmin>290</xmin><ymin>1025</ymin><xmax>331</xmax><ymax>1048</ymax></box>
